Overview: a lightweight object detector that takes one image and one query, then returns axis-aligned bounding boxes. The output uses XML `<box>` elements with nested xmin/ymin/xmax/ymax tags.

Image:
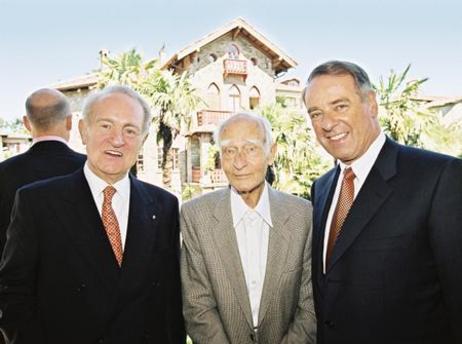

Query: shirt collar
<box><xmin>32</xmin><ymin>135</ymin><xmax>68</xmax><ymax>146</ymax></box>
<box><xmin>230</xmin><ymin>182</ymin><xmax>273</xmax><ymax>228</ymax></box>
<box><xmin>83</xmin><ymin>162</ymin><xmax>130</xmax><ymax>201</ymax></box>
<box><xmin>338</xmin><ymin>131</ymin><xmax>386</xmax><ymax>183</ymax></box>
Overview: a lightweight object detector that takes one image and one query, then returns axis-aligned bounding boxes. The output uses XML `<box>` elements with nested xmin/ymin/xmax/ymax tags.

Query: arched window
<box><xmin>208</xmin><ymin>53</ymin><xmax>217</xmax><ymax>62</ymax></box>
<box><xmin>206</xmin><ymin>83</ymin><xmax>220</xmax><ymax>110</ymax></box>
<box><xmin>227</xmin><ymin>44</ymin><xmax>240</xmax><ymax>59</ymax></box>
<box><xmin>228</xmin><ymin>85</ymin><xmax>241</xmax><ymax>112</ymax></box>
<box><xmin>191</xmin><ymin>137</ymin><xmax>201</xmax><ymax>169</ymax></box>
<box><xmin>249</xmin><ymin>86</ymin><xmax>260</xmax><ymax>110</ymax></box>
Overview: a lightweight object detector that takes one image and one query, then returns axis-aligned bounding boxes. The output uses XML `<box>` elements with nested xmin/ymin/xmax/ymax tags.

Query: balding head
<box><xmin>24</xmin><ymin>88</ymin><xmax>72</xmax><ymax>139</ymax></box>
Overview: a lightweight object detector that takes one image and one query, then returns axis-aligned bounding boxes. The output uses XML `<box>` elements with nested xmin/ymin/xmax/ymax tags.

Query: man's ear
<box><xmin>268</xmin><ymin>142</ymin><xmax>277</xmax><ymax>165</ymax></box>
<box><xmin>66</xmin><ymin>115</ymin><xmax>72</xmax><ymax>131</ymax></box>
<box><xmin>23</xmin><ymin>116</ymin><xmax>32</xmax><ymax>132</ymax></box>
<box><xmin>366</xmin><ymin>90</ymin><xmax>378</xmax><ymax>117</ymax></box>
<box><xmin>78</xmin><ymin>119</ymin><xmax>88</xmax><ymax>145</ymax></box>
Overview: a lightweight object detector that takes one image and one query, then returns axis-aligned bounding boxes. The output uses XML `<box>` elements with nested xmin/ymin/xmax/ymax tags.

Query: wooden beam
<box><xmin>232</xmin><ymin>27</ymin><xmax>241</xmax><ymax>40</ymax></box>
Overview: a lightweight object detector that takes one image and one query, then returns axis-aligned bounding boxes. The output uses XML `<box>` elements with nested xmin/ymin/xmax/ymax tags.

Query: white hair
<box><xmin>213</xmin><ymin>112</ymin><xmax>273</xmax><ymax>154</ymax></box>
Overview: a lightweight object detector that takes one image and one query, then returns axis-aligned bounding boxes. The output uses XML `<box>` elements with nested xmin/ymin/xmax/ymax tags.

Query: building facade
<box><xmin>50</xmin><ymin>17</ymin><xmax>303</xmax><ymax>195</ymax></box>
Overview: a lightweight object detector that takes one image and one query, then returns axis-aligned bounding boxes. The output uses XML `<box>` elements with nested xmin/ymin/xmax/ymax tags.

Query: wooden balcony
<box><xmin>210</xmin><ymin>169</ymin><xmax>227</xmax><ymax>184</ymax></box>
<box><xmin>196</xmin><ymin>110</ymin><xmax>234</xmax><ymax>127</ymax></box>
<box><xmin>191</xmin><ymin>167</ymin><xmax>227</xmax><ymax>185</ymax></box>
<box><xmin>223</xmin><ymin>59</ymin><xmax>247</xmax><ymax>79</ymax></box>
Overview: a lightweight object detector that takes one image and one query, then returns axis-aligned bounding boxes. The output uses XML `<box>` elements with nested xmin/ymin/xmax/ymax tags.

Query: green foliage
<box><xmin>97</xmin><ymin>48</ymin><xmax>203</xmax><ymax>189</ymax></box>
<box><xmin>0</xmin><ymin>118</ymin><xmax>25</xmax><ymax>134</ymax></box>
<box><xmin>206</xmin><ymin>144</ymin><xmax>220</xmax><ymax>172</ymax></box>
<box><xmin>260</xmin><ymin>103</ymin><xmax>331</xmax><ymax>199</ymax></box>
<box><xmin>376</xmin><ymin>65</ymin><xmax>462</xmax><ymax>156</ymax></box>
<box><xmin>181</xmin><ymin>183</ymin><xmax>202</xmax><ymax>201</ymax></box>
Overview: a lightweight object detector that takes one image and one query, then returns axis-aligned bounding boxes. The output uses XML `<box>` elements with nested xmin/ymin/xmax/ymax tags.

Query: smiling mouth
<box><xmin>105</xmin><ymin>150</ymin><xmax>123</xmax><ymax>157</ymax></box>
<box><xmin>327</xmin><ymin>132</ymin><xmax>348</xmax><ymax>141</ymax></box>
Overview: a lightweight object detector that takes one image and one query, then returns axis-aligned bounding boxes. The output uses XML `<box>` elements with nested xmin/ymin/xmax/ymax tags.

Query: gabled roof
<box><xmin>412</xmin><ymin>95</ymin><xmax>462</xmax><ymax>107</ymax></box>
<box><xmin>51</xmin><ymin>73</ymin><xmax>98</xmax><ymax>91</ymax></box>
<box><xmin>161</xmin><ymin>17</ymin><xmax>297</xmax><ymax>73</ymax></box>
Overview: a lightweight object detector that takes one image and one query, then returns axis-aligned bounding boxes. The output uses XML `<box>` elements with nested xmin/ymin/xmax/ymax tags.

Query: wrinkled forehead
<box><xmin>219</xmin><ymin>117</ymin><xmax>265</xmax><ymax>142</ymax></box>
<box><xmin>220</xmin><ymin>138</ymin><xmax>263</xmax><ymax>147</ymax></box>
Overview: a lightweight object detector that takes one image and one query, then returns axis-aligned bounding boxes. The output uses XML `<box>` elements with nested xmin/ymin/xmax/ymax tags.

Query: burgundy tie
<box><xmin>102</xmin><ymin>186</ymin><xmax>123</xmax><ymax>266</ymax></box>
<box><xmin>326</xmin><ymin>167</ymin><xmax>355</xmax><ymax>265</ymax></box>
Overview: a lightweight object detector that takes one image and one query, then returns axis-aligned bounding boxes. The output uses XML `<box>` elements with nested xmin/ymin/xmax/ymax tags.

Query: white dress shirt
<box><xmin>231</xmin><ymin>183</ymin><xmax>272</xmax><ymax>327</ymax></box>
<box><xmin>323</xmin><ymin>132</ymin><xmax>386</xmax><ymax>272</ymax></box>
<box><xmin>83</xmin><ymin>163</ymin><xmax>130</xmax><ymax>249</ymax></box>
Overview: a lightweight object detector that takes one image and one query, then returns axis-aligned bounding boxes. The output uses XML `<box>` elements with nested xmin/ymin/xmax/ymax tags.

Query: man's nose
<box><xmin>109</xmin><ymin>129</ymin><xmax>125</xmax><ymax>146</ymax></box>
<box><xmin>320</xmin><ymin>111</ymin><xmax>337</xmax><ymax>131</ymax></box>
<box><xmin>232</xmin><ymin>150</ymin><xmax>247</xmax><ymax>169</ymax></box>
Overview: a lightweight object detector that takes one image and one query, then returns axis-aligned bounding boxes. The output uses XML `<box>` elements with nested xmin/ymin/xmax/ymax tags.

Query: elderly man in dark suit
<box><xmin>303</xmin><ymin>60</ymin><xmax>462</xmax><ymax>344</ymax></box>
<box><xmin>0</xmin><ymin>85</ymin><xmax>185</xmax><ymax>344</ymax></box>
<box><xmin>0</xmin><ymin>88</ymin><xmax>85</xmax><ymax>256</ymax></box>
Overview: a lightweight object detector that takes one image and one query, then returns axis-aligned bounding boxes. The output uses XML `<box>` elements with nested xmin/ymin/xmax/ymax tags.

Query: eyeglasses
<box><xmin>221</xmin><ymin>143</ymin><xmax>263</xmax><ymax>160</ymax></box>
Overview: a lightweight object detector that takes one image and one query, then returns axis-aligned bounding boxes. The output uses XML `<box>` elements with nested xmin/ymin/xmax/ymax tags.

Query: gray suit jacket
<box><xmin>180</xmin><ymin>186</ymin><xmax>316</xmax><ymax>344</ymax></box>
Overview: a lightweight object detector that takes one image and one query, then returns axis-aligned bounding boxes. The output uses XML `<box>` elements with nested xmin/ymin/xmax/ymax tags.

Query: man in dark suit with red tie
<box><xmin>0</xmin><ymin>88</ymin><xmax>85</xmax><ymax>256</ymax></box>
<box><xmin>0</xmin><ymin>86</ymin><xmax>185</xmax><ymax>344</ymax></box>
<box><xmin>303</xmin><ymin>61</ymin><xmax>462</xmax><ymax>344</ymax></box>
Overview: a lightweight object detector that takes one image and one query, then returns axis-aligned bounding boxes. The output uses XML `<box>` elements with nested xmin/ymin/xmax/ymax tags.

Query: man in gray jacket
<box><xmin>181</xmin><ymin>112</ymin><xmax>316</xmax><ymax>343</ymax></box>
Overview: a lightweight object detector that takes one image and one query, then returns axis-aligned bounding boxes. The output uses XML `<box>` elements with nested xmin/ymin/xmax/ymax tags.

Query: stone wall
<box><xmin>188</xmin><ymin>32</ymin><xmax>278</xmax><ymax>112</ymax></box>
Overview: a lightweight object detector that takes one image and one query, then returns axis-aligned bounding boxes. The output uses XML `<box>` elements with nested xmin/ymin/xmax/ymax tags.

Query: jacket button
<box><xmin>96</xmin><ymin>338</ymin><xmax>104</xmax><ymax>343</ymax></box>
<box><xmin>76</xmin><ymin>284</ymin><xmax>86</xmax><ymax>292</ymax></box>
<box><xmin>324</xmin><ymin>320</ymin><xmax>335</xmax><ymax>328</ymax></box>
<box><xmin>152</xmin><ymin>281</ymin><xmax>160</xmax><ymax>288</ymax></box>
<box><xmin>249</xmin><ymin>333</ymin><xmax>256</xmax><ymax>342</ymax></box>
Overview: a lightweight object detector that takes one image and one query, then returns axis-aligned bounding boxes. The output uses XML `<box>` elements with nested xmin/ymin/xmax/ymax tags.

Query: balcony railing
<box><xmin>191</xmin><ymin>168</ymin><xmax>227</xmax><ymax>184</ymax></box>
<box><xmin>210</xmin><ymin>169</ymin><xmax>227</xmax><ymax>184</ymax></box>
<box><xmin>223</xmin><ymin>59</ymin><xmax>247</xmax><ymax>79</ymax></box>
<box><xmin>196</xmin><ymin>110</ymin><xmax>234</xmax><ymax>127</ymax></box>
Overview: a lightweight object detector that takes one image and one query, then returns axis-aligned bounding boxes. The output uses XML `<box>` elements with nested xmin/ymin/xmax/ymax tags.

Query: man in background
<box><xmin>0</xmin><ymin>88</ymin><xmax>85</xmax><ymax>255</ymax></box>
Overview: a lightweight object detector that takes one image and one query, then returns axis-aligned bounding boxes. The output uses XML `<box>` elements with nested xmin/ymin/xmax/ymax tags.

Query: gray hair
<box><xmin>25</xmin><ymin>88</ymin><xmax>71</xmax><ymax>130</ymax></box>
<box><xmin>82</xmin><ymin>85</ymin><xmax>152</xmax><ymax>134</ymax></box>
<box><xmin>302</xmin><ymin>60</ymin><xmax>373</xmax><ymax>101</ymax></box>
<box><xmin>213</xmin><ymin>112</ymin><xmax>273</xmax><ymax>154</ymax></box>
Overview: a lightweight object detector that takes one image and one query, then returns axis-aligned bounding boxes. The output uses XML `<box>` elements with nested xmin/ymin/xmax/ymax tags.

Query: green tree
<box><xmin>97</xmin><ymin>49</ymin><xmax>202</xmax><ymax>189</ymax></box>
<box><xmin>0</xmin><ymin>118</ymin><xmax>25</xmax><ymax>134</ymax></box>
<box><xmin>376</xmin><ymin>65</ymin><xmax>462</xmax><ymax>156</ymax></box>
<box><xmin>261</xmin><ymin>102</ymin><xmax>331</xmax><ymax>199</ymax></box>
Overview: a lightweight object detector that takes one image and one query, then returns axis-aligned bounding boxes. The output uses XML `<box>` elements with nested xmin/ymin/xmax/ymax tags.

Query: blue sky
<box><xmin>1</xmin><ymin>0</ymin><xmax>461</xmax><ymax>120</ymax></box>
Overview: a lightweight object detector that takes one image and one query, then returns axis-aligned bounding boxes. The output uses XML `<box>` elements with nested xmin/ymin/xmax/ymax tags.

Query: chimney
<box><xmin>99</xmin><ymin>48</ymin><xmax>110</xmax><ymax>71</ymax></box>
<box><xmin>159</xmin><ymin>43</ymin><xmax>166</xmax><ymax>64</ymax></box>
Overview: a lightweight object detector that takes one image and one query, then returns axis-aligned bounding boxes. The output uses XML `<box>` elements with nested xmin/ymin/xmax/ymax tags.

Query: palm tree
<box><xmin>97</xmin><ymin>48</ymin><xmax>202</xmax><ymax>189</ymax></box>
<box><xmin>376</xmin><ymin>65</ymin><xmax>462</xmax><ymax>156</ymax></box>
<box><xmin>261</xmin><ymin>102</ymin><xmax>331</xmax><ymax>199</ymax></box>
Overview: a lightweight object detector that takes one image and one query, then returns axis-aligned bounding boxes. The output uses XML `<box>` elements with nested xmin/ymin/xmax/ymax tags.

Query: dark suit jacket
<box><xmin>311</xmin><ymin>138</ymin><xmax>462</xmax><ymax>344</ymax></box>
<box><xmin>0</xmin><ymin>141</ymin><xmax>86</xmax><ymax>255</ymax></box>
<box><xmin>0</xmin><ymin>169</ymin><xmax>185</xmax><ymax>344</ymax></box>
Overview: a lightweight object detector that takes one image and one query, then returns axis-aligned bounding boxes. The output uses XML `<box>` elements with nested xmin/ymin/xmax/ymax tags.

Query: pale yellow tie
<box><xmin>102</xmin><ymin>186</ymin><xmax>123</xmax><ymax>266</ymax></box>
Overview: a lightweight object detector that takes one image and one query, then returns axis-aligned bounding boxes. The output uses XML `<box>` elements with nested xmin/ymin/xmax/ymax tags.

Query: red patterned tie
<box><xmin>102</xmin><ymin>186</ymin><xmax>123</xmax><ymax>266</ymax></box>
<box><xmin>326</xmin><ymin>167</ymin><xmax>355</xmax><ymax>265</ymax></box>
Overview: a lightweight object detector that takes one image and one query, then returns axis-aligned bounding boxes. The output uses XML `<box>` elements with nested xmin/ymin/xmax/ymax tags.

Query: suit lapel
<box><xmin>118</xmin><ymin>177</ymin><xmax>158</xmax><ymax>288</ymax></box>
<box><xmin>257</xmin><ymin>188</ymin><xmax>291</xmax><ymax>326</ymax></box>
<box><xmin>56</xmin><ymin>170</ymin><xmax>120</xmax><ymax>286</ymax></box>
<box><xmin>326</xmin><ymin>138</ymin><xmax>398</xmax><ymax>273</ymax></box>
<box><xmin>312</xmin><ymin>167</ymin><xmax>339</xmax><ymax>282</ymax></box>
<box><xmin>211</xmin><ymin>189</ymin><xmax>254</xmax><ymax>328</ymax></box>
